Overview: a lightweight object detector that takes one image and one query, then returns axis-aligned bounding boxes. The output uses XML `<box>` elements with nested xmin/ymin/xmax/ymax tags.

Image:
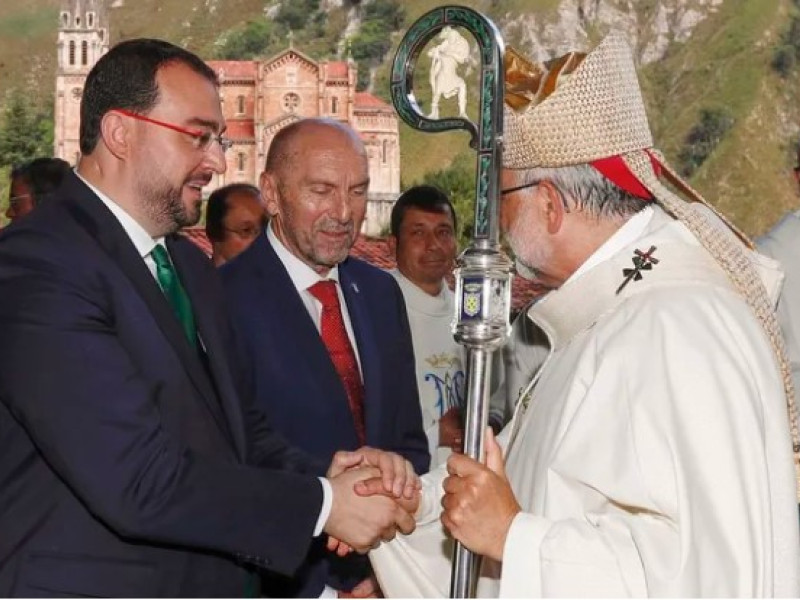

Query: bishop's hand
<box><xmin>441</xmin><ymin>428</ymin><xmax>520</xmax><ymax>562</ymax></box>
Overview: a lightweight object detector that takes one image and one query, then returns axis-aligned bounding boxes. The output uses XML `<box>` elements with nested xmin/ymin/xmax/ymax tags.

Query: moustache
<box><xmin>317</xmin><ymin>221</ymin><xmax>354</xmax><ymax>236</ymax></box>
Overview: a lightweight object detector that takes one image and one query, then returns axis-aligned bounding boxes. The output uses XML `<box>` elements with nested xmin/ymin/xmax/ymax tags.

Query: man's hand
<box><xmin>438</xmin><ymin>406</ymin><xmax>463</xmax><ymax>453</ymax></box>
<box><xmin>440</xmin><ymin>428</ymin><xmax>520</xmax><ymax>562</ymax></box>
<box><xmin>327</xmin><ymin>475</ymin><xmax>422</xmax><ymax>558</ymax></box>
<box><xmin>327</xmin><ymin>447</ymin><xmax>419</xmax><ymax>500</ymax></box>
<box><xmin>324</xmin><ymin>466</ymin><xmax>416</xmax><ymax>554</ymax></box>
<box><xmin>354</xmin><ymin>476</ymin><xmax>420</xmax><ymax>515</ymax></box>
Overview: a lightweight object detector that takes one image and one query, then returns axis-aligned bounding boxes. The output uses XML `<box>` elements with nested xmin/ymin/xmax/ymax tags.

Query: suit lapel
<box><xmin>257</xmin><ymin>237</ymin><xmax>356</xmax><ymax>428</ymax></box>
<box><xmin>339</xmin><ymin>261</ymin><xmax>383</xmax><ymax>444</ymax></box>
<box><xmin>61</xmin><ymin>174</ymin><xmax>232</xmax><ymax>443</ymax></box>
<box><xmin>168</xmin><ymin>237</ymin><xmax>245</xmax><ymax>460</ymax></box>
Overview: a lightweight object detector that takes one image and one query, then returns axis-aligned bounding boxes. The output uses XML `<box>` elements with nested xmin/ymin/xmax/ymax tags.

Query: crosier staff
<box><xmin>391</xmin><ymin>6</ymin><xmax>512</xmax><ymax>598</ymax></box>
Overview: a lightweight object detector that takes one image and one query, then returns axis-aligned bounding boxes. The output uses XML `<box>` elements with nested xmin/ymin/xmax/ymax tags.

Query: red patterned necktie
<box><xmin>308</xmin><ymin>280</ymin><xmax>366</xmax><ymax>445</ymax></box>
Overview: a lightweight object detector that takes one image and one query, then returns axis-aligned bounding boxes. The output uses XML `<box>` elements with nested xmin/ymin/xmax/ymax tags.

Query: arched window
<box><xmin>75</xmin><ymin>16</ymin><xmax>80</xmax><ymax>26</ymax></box>
<box><xmin>382</xmin><ymin>139</ymin><xmax>388</xmax><ymax>164</ymax></box>
<box><xmin>69</xmin><ymin>40</ymin><xmax>76</xmax><ymax>66</ymax></box>
<box><xmin>88</xmin><ymin>13</ymin><xmax>94</xmax><ymax>27</ymax></box>
<box><xmin>331</xmin><ymin>96</ymin><xmax>338</xmax><ymax>114</ymax></box>
<box><xmin>237</xmin><ymin>152</ymin><xmax>245</xmax><ymax>172</ymax></box>
<box><xmin>237</xmin><ymin>95</ymin><xmax>245</xmax><ymax>114</ymax></box>
<box><xmin>81</xmin><ymin>41</ymin><xmax>88</xmax><ymax>66</ymax></box>
<box><xmin>61</xmin><ymin>12</ymin><xmax>69</xmax><ymax>27</ymax></box>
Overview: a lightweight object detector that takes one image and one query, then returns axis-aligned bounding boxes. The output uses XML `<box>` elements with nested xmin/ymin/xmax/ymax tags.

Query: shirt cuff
<box><xmin>314</xmin><ymin>477</ymin><xmax>333</xmax><ymax>537</ymax></box>
<box><xmin>319</xmin><ymin>584</ymin><xmax>338</xmax><ymax>598</ymax></box>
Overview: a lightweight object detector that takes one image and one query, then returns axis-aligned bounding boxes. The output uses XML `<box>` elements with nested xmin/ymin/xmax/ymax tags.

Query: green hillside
<box><xmin>0</xmin><ymin>0</ymin><xmax>798</xmax><ymax>236</ymax></box>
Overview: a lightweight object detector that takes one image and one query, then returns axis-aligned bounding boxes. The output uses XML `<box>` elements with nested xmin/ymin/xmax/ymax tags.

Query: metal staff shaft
<box><xmin>391</xmin><ymin>6</ymin><xmax>512</xmax><ymax>597</ymax></box>
<box><xmin>451</xmin><ymin>347</ymin><xmax>492</xmax><ymax>597</ymax></box>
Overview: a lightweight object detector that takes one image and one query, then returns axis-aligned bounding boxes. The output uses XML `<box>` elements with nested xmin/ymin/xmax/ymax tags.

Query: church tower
<box><xmin>54</xmin><ymin>0</ymin><xmax>109</xmax><ymax>162</ymax></box>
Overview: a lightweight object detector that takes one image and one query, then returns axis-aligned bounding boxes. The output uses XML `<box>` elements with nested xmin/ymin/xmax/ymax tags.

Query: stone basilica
<box><xmin>54</xmin><ymin>0</ymin><xmax>401</xmax><ymax>235</ymax></box>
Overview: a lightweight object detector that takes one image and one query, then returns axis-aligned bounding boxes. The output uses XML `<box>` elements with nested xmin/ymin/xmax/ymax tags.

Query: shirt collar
<box><xmin>267</xmin><ymin>221</ymin><xmax>340</xmax><ymax>292</ymax></box>
<box><xmin>75</xmin><ymin>171</ymin><xmax>164</xmax><ymax>258</ymax></box>
<box><xmin>566</xmin><ymin>206</ymin><xmax>654</xmax><ymax>285</ymax></box>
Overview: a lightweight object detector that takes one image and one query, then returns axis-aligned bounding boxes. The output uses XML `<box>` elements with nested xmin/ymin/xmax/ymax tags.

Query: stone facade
<box><xmin>54</xmin><ymin>0</ymin><xmax>109</xmax><ymax>167</ymax></box>
<box><xmin>54</xmin><ymin>1</ymin><xmax>400</xmax><ymax>235</ymax></box>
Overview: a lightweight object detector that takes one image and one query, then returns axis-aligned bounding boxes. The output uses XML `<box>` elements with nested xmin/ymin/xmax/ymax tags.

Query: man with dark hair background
<box><xmin>205</xmin><ymin>182</ymin><xmax>266</xmax><ymax>266</ymax></box>
<box><xmin>388</xmin><ymin>185</ymin><xmax>511</xmax><ymax>469</ymax></box>
<box><xmin>6</xmin><ymin>157</ymin><xmax>71</xmax><ymax>222</ymax></box>
<box><xmin>388</xmin><ymin>185</ymin><xmax>466</xmax><ymax>467</ymax></box>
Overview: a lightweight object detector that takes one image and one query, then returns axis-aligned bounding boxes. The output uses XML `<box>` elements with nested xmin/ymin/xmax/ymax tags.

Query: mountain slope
<box><xmin>0</xmin><ymin>0</ymin><xmax>798</xmax><ymax>235</ymax></box>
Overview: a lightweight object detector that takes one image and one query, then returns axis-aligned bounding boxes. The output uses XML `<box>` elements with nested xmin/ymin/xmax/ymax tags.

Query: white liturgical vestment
<box><xmin>370</xmin><ymin>206</ymin><xmax>800</xmax><ymax>597</ymax></box>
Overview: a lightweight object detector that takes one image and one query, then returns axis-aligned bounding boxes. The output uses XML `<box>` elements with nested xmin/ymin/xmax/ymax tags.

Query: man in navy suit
<box><xmin>0</xmin><ymin>40</ymin><xmax>419</xmax><ymax>597</ymax></box>
<box><xmin>221</xmin><ymin>119</ymin><xmax>429</xmax><ymax>597</ymax></box>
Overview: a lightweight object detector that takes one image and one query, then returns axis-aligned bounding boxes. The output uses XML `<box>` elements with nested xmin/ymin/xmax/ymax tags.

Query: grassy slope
<box><xmin>641</xmin><ymin>0</ymin><xmax>798</xmax><ymax>235</ymax></box>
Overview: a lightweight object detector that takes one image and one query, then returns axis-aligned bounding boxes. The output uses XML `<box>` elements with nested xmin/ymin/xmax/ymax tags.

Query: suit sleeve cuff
<box><xmin>314</xmin><ymin>477</ymin><xmax>333</xmax><ymax>537</ymax></box>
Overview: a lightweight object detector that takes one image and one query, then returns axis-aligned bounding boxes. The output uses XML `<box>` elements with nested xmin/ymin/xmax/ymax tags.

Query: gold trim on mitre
<box><xmin>504</xmin><ymin>46</ymin><xmax>586</xmax><ymax>111</ymax></box>
<box><xmin>503</xmin><ymin>31</ymin><xmax>653</xmax><ymax>170</ymax></box>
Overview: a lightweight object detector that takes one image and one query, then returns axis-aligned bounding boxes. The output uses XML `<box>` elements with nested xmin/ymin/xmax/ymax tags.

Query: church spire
<box><xmin>57</xmin><ymin>0</ymin><xmax>109</xmax><ymax>74</ymax></box>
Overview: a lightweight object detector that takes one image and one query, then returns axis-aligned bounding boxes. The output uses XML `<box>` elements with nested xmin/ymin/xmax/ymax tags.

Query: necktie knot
<box><xmin>151</xmin><ymin>244</ymin><xmax>172</xmax><ymax>270</ymax></box>
<box><xmin>308</xmin><ymin>280</ymin><xmax>339</xmax><ymax>309</ymax></box>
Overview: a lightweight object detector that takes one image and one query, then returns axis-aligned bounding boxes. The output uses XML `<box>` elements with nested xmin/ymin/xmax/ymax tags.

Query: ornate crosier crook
<box><xmin>392</xmin><ymin>6</ymin><xmax>513</xmax><ymax>597</ymax></box>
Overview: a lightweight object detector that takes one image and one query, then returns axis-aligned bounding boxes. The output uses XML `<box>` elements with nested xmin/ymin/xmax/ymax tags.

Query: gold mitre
<box><xmin>503</xmin><ymin>31</ymin><xmax>653</xmax><ymax>170</ymax></box>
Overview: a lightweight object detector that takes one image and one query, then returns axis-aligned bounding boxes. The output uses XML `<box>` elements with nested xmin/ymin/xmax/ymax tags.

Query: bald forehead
<box><xmin>293</xmin><ymin>122</ymin><xmax>363</xmax><ymax>155</ymax></box>
<box><xmin>266</xmin><ymin>120</ymin><xmax>365</xmax><ymax>175</ymax></box>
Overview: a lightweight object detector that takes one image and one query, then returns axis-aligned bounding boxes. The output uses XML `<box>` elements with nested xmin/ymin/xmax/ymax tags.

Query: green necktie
<box><xmin>151</xmin><ymin>244</ymin><xmax>197</xmax><ymax>347</ymax></box>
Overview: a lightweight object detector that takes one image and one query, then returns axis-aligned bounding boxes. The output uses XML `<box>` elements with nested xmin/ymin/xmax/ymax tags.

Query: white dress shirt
<box><xmin>267</xmin><ymin>222</ymin><xmax>363</xmax><ymax>374</ymax></box>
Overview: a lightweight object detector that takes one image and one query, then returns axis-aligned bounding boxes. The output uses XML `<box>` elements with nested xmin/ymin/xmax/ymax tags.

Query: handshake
<box><xmin>322</xmin><ymin>447</ymin><xmax>422</xmax><ymax>555</ymax></box>
<box><xmin>321</xmin><ymin>429</ymin><xmax>519</xmax><ymax>566</ymax></box>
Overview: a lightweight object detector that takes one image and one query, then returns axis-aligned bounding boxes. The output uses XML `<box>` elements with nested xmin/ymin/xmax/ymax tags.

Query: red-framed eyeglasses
<box><xmin>112</xmin><ymin>109</ymin><xmax>233</xmax><ymax>153</ymax></box>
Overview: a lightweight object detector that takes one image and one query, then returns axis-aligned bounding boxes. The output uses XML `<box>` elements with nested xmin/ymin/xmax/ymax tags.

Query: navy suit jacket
<box><xmin>0</xmin><ymin>173</ymin><xmax>327</xmax><ymax>597</ymax></box>
<box><xmin>220</xmin><ymin>233</ymin><xmax>429</xmax><ymax>596</ymax></box>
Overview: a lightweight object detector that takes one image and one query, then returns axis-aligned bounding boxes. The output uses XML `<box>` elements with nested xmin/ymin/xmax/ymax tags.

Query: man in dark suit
<box><xmin>220</xmin><ymin>119</ymin><xmax>429</xmax><ymax>597</ymax></box>
<box><xmin>0</xmin><ymin>39</ymin><xmax>419</xmax><ymax>598</ymax></box>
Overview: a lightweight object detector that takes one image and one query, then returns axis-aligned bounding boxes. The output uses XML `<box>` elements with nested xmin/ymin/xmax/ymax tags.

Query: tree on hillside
<box><xmin>0</xmin><ymin>89</ymin><xmax>54</xmax><ymax>169</ymax></box>
<box><xmin>213</xmin><ymin>20</ymin><xmax>277</xmax><ymax>60</ymax></box>
<box><xmin>349</xmin><ymin>0</ymin><xmax>405</xmax><ymax>90</ymax></box>
<box><xmin>275</xmin><ymin>0</ymin><xmax>321</xmax><ymax>31</ymax></box>
<box><xmin>772</xmin><ymin>16</ymin><xmax>800</xmax><ymax>77</ymax></box>
<box><xmin>418</xmin><ymin>151</ymin><xmax>476</xmax><ymax>247</ymax></box>
<box><xmin>678</xmin><ymin>108</ymin><xmax>734</xmax><ymax>177</ymax></box>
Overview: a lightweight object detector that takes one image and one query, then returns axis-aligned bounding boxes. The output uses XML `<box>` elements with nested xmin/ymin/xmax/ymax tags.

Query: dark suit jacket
<box><xmin>220</xmin><ymin>233</ymin><xmax>429</xmax><ymax>596</ymax></box>
<box><xmin>0</xmin><ymin>173</ymin><xmax>327</xmax><ymax>597</ymax></box>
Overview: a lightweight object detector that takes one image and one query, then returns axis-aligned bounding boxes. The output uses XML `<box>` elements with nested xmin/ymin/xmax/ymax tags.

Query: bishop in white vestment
<box><xmin>367</xmin><ymin>31</ymin><xmax>800</xmax><ymax>598</ymax></box>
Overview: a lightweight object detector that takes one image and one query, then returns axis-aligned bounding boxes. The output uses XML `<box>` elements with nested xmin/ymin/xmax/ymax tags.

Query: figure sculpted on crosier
<box><xmin>427</xmin><ymin>26</ymin><xmax>472</xmax><ymax>120</ymax></box>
